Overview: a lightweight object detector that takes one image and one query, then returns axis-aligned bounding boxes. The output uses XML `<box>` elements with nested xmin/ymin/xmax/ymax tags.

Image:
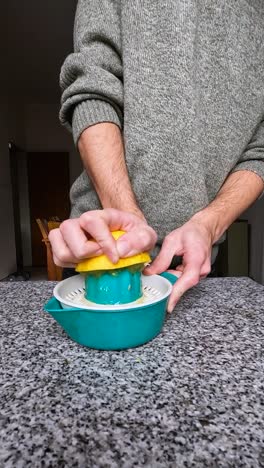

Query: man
<box><xmin>49</xmin><ymin>0</ymin><xmax>264</xmax><ymax>312</ymax></box>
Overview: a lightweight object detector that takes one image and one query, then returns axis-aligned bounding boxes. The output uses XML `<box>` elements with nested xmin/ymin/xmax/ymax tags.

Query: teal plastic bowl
<box><xmin>84</xmin><ymin>264</ymin><xmax>143</xmax><ymax>305</ymax></box>
<box><xmin>44</xmin><ymin>272</ymin><xmax>178</xmax><ymax>350</ymax></box>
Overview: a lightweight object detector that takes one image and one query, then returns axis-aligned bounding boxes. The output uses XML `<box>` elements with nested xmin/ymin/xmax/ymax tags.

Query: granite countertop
<box><xmin>1</xmin><ymin>277</ymin><xmax>264</xmax><ymax>468</ymax></box>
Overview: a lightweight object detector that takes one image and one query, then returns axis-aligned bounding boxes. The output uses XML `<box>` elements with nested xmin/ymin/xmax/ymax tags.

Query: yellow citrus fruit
<box><xmin>76</xmin><ymin>230</ymin><xmax>151</xmax><ymax>272</ymax></box>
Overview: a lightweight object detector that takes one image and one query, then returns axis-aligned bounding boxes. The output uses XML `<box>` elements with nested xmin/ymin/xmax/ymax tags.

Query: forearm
<box><xmin>192</xmin><ymin>170</ymin><xmax>264</xmax><ymax>243</ymax></box>
<box><xmin>78</xmin><ymin>122</ymin><xmax>145</xmax><ymax>219</ymax></box>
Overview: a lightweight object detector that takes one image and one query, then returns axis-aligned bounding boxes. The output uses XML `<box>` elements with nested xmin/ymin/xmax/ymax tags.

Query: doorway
<box><xmin>27</xmin><ymin>152</ymin><xmax>70</xmax><ymax>266</ymax></box>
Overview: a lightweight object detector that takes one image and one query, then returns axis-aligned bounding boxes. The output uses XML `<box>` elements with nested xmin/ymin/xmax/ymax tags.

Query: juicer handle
<box><xmin>159</xmin><ymin>271</ymin><xmax>179</xmax><ymax>285</ymax></box>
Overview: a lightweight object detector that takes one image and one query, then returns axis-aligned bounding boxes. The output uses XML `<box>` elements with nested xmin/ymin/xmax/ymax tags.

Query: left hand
<box><xmin>144</xmin><ymin>217</ymin><xmax>214</xmax><ymax>312</ymax></box>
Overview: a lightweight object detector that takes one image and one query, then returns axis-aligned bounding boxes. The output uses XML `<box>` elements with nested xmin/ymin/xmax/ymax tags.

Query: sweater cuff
<box><xmin>231</xmin><ymin>160</ymin><xmax>264</xmax><ymax>181</ymax></box>
<box><xmin>72</xmin><ymin>99</ymin><xmax>122</xmax><ymax>146</ymax></box>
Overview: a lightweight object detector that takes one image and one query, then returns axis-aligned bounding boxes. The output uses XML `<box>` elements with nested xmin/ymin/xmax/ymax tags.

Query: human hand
<box><xmin>144</xmin><ymin>216</ymin><xmax>213</xmax><ymax>312</ymax></box>
<box><xmin>48</xmin><ymin>208</ymin><xmax>157</xmax><ymax>268</ymax></box>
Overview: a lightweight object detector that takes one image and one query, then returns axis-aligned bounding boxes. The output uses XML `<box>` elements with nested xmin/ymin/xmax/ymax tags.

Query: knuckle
<box><xmin>103</xmin><ymin>207</ymin><xmax>116</xmax><ymax>217</ymax></box>
<box><xmin>163</xmin><ymin>234</ymin><xmax>173</xmax><ymax>247</ymax></box>
<box><xmin>192</xmin><ymin>274</ymin><xmax>200</xmax><ymax>286</ymax></box>
<box><xmin>186</xmin><ymin>273</ymin><xmax>200</xmax><ymax>288</ymax></box>
<box><xmin>56</xmin><ymin>249</ymin><xmax>70</xmax><ymax>263</ymax></box>
<box><xmin>201</xmin><ymin>265</ymin><xmax>211</xmax><ymax>277</ymax></box>
<box><xmin>53</xmin><ymin>255</ymin><xmax>64</xmax><ymax>267</ymax></box>
<box><xmin>137</xmin><ymin>229</ymin><xmax>148</xmax><ymax>244</ymax></box>
<box><xmin>79</xmin><ymin>212</ymin><xmax>93</xmax><ymax>225</ymax></box>
<box><xmin>48</xmin><ymin>228</ymin><xmax>57</xmax><ymax>242</ymax></box>
<box><xmin>193</xmin><ymin>253</ymin><xmax>207</xmax><ymax>267</ymax></box>
<box><xmin>149</xmin><ymin>227</ymin><xmax>158</xmax><ymax>243</ymax></box>
<box><xmin>138</xmin><ymin>227</ymin><xmax>157</xmax><ymax>249</ymax></box>
<box><xmin>59</xmin><ymin>219</ymin><xmax>72</xmax><ymax>233</ymax></box>
<box><xmin>99</xmin><ymin>237</ymin><xmax>113</xmax><ymax>248</ymax></box>
<box><xmin>74</xmin><ymin>244</ymin><xmax>89</xmax><ymax>259</ymax></box>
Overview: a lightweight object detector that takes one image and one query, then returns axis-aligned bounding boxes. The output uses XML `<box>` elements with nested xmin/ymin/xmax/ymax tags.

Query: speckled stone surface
<box><xmin>1</xmin><ymin>278</ymin><xmax>264</xmax><ymax>468</ymax></box>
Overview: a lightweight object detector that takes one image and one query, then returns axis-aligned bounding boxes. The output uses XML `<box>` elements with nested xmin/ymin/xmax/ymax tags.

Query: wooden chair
<box><xmin>36</xmin><ymin>218</ymin><xmax>63</xmax><ymax>281</ymax></box>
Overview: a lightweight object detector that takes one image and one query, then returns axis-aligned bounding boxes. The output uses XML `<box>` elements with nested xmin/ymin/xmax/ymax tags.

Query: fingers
<box><xmin>59</xmin><ymin>219</ymin><xmax>103</xmax><ymax>258</ymax></box>
<box><xmin>79</xmin><ymin>208</ymin><xmax>157</xmax><ymax>262</ymax></box>
<box><xmin>79</xmin><ymin>211</ymin><xmax>119</xmax><ymax>263</ymax></box>
<box><xmin>144</xmin><ymin>235</ymin><xmax>182</xmax><ymax>275</ymax></box>
<box><xmin>167</xmin><ymin>267</ymin><xmax>183</xmax><ymax>276</ymax></box>
<box><xmin>53</xmin><ymin>255</ymin><xmax>76</xmax><ymax>269</ymax></box>
<box><xmin>48</xmin><ymin>228</ymin><xmax>80</xmax><ymax>267</ymax></box>
<box><xmin>80</xmin><ymin>208</ymin><xmax>155</xmax><ymax>262</ymax></box>
<box><xmin>167</xmin><ymin>254</ymin><xmax>211</xmax><ymax>313</ymax></box>
<box><xmin>115</xmin><ymin>226</ymin><xmax>157</xmax><ymax>257</ymax></box>
<box><xmin>167</xmin><ymin>259</ymin><xmax>201</xmax><ymax>313</ymax></box>
<box><xmin>48</xmin><ymin>208</ymin><xmax>157</xmax><ymax>268</ymax></box>
<box><xmin>143</xmin><ymin>221</ymin><xmax>213</xmax><ymax>312</ymax></box>
<box><xmin>49</xmin><ymin>223</ymin><xmax>103</xmax><ymax>267</ymax></box>
<box><xmin>200</xmin><ymin>260</ymin><xmax>211</xmax><ymax>279</ymax></box>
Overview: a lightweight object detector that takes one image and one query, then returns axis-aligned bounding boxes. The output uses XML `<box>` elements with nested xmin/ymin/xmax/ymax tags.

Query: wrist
<box><xmin>102</xmin><ymin>201</ymin><xmax>146</xmax><ymax>222</ymax></box>
<box><xmin>126</xmin><ymin>208</ymin><xmax>146</xmax><ymax>222</ymax></box>
<box><xmin>191</xmin><ymin>208</ymin><xmax>226</xmax><ymax>245</ymax></box>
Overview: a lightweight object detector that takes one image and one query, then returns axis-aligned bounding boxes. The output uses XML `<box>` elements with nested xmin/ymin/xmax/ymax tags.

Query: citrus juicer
<box><xmin>44</xmin><ymin>231</ymin><xmax>178</xmax><ymax>350</ymax></box>
<box><xmin>75</xmin><ymin>230</ymin><xmax>151</xmax><ymax>305</ymax></box>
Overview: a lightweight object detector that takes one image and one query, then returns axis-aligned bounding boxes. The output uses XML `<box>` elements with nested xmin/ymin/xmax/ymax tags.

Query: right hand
<box><xmin>48</xmin><ymin>208</ymin><xmax>157</xmax><ymax>268</ymax></box>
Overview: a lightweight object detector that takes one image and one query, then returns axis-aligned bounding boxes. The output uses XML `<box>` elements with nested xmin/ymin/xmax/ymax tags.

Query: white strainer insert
<box><xmin>53</xmin><ymin>274</ymin><xmax>173</xmax><ymax>311</ymax></box>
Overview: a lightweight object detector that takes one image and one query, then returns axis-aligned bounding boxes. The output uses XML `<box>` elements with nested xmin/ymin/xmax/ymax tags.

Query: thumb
<box><xmin>144</xmin><ymin>246</ymin><xmax>174</xmax><ymax>275</ymax></box>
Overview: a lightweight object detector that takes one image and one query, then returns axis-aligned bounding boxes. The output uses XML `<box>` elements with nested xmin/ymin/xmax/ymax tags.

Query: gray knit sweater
<box><xmin>60</xmin><ymin>0</ymin><xmax>264</xmax><ymax>243</ymax></box>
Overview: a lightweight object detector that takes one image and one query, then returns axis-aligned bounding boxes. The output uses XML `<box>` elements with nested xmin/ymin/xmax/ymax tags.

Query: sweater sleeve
<box><xmin>59</xmin><ymin>0</ymin><xmax>123</xmax><ymax>145</ymax></box>
<box><xmin>231</xmin><ymin>118</ymin><xmax>264</xmax><ymax>188</ymax></box>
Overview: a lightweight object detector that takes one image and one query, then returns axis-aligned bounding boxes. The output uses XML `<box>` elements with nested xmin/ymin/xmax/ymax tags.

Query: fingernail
<box><xmin>144</xmin><ymin>262</ymin><xmax>154</xmax><ymax>271</ymax></box>
<box><xmin>108</xmin><ymin>246</ymin><xmax>119</xmax><ymax>264</ymax></box>
<box><xmin>167</xmin><ymin>301</ymin><xmax>176</xmax><ymax>313</ymax></box>
<box><xmin>116</xmin><ymin>239</ymin><xmax>130</xmax><ymax>258</ymax></box>
<box><xmin>111</xmin><ymin>251</ymin><xmax>119</xmax><ymax>264</ymax></box>
<box><xmin>143</xmin><ymin>266</ymin><xmax>152</xmax><ymax>274</ymax></box>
